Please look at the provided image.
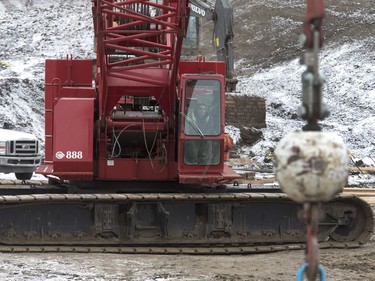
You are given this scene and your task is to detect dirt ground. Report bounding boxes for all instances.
[0,236,373,280]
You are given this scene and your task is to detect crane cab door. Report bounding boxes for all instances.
[177,75,226,185]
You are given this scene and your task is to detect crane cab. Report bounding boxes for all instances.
[177,63,240,186]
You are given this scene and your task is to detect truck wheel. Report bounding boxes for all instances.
[15,173,33,180]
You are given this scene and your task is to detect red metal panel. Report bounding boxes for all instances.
[44,137,53,162]
[44,110,53,162]
[45,111,53,135]
[98,159,178,181]
[52,97,94,178]
[44,84,55,162]
[179,60,226,77]
[45,59,93,86]
[44,85,54,110]
[44,59,94,165]
[60,87,95,98]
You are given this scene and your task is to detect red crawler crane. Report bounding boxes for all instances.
[7,0,367,254]
[38,0,239,187]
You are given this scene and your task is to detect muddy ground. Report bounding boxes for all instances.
[0,237,373,280]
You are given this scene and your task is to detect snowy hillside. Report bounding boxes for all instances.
[0,1,94,139]
[237,39,375,163]
[0,0,374,170]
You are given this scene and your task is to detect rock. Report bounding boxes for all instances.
[240,127,263,145]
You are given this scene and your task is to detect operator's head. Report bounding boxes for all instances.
[196,102,208,118]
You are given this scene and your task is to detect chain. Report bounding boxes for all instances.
[302,203,324,281]
[296,1,329,280]
[297,203,329,281]
[298,0,329,131]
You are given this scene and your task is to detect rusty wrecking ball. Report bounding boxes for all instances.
[274,132,349,203]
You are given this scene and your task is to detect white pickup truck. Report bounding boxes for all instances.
[0,128,42,180]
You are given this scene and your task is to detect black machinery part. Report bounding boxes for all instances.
[0,189,372,254]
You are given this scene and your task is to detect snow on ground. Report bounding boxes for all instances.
[235,39,375,165]
[0,172,46,181]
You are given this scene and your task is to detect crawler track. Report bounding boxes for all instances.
[0,242,364,255]
[0,188,372,254]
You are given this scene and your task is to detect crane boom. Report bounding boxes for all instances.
[93,0,188,117]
